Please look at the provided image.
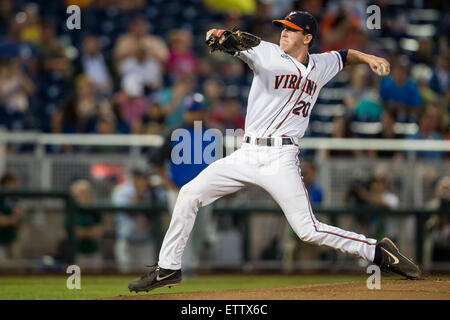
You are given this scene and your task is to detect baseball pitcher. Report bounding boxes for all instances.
[128,11,421,293]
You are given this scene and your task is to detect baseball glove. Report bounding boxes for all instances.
[206,27,261,53]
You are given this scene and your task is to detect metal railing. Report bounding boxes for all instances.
[0,190,448,270]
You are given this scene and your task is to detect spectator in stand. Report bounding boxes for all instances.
[84,99,131,151]
[247,0,281,43]
[352,27,383,56]
[411,64,439,108]
[69,179,103,272]
[322,116,358,158]
[332,115,352,138]
[129,93,166,136]
[75,34,113,95]
[408,104,444,162]
[19,3,42,45]
[208,93,245,133]
[95,112,117,135]
[426,100,449,137]
[115,73,149,133]
[424,176,450,268]
[370,169,401,242]
[0,58,36,130]
[0,0,13,35]
[52,75,100,134]
[0,172,24,262]
[112,168,165,273]
[0,16,39,75]
[89,0,146,10]
[347,65,383,124]
[37,20,70,79]
[118,42,163,93]
[109,99,131,134]
[220,60,249,104]
[166,29,198,78]
[158,74,196,128]
[319,5,361,52]
[429,53,449,96]
[346,65,371,111]
[302,161,324,204]
[349,166,400,241]
[368,110,404,159]
[380,57,422,123]
[89,99,130,135]
[139,93,166,135]
[89,104,124,153]
[202,75,225,113]
[114,15,168,88]
[411,38,434,67]
[196,57,215,85]
[295,0,323,19]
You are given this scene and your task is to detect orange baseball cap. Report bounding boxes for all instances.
[273,11,318,38]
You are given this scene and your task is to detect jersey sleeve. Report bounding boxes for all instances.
[313,50,345,84]
[235,40,277,72]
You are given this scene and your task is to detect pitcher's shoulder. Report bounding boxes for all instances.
[252,40,282,51]
[309,51,342,67]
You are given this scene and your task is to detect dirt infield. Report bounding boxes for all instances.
[103,279,450,300]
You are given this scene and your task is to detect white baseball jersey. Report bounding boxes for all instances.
[236,40,344,138]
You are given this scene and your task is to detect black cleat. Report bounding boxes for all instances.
[377,237,421,279]
[128,265,182,293]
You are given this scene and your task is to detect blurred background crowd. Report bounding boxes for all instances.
[0,0,449,273]
[0,0,448,145]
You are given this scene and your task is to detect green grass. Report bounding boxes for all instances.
[0,273,445,300]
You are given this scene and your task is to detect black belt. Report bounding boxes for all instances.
[244,136,294,146]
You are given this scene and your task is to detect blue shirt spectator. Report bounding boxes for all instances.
[380,61,422,123]
[408,106,444,161]
[149,94,221,189]
[380,77,422,109]
[0,18,38,75]
[301,161,324,206]
[428,54,449,95]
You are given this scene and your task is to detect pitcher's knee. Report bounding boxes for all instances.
[178,184,202,208]
[297,227,319,244]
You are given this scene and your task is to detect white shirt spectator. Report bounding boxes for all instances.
[82,54,110,90]
[119,56,162,90]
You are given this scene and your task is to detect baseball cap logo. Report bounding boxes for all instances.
[306,25,310,30]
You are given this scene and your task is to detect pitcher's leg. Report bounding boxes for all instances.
[166,189,198,273]
[259,150,377,262]
[158,155,252,270]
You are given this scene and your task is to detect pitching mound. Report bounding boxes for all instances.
[102,279,450,300]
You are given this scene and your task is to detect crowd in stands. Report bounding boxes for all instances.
[0,0,448,158]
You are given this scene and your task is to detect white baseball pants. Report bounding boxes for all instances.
[158,142,377,270]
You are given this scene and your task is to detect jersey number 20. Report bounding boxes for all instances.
[292,101,311,117]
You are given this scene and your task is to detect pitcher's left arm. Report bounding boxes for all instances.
[346,49,390,77]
